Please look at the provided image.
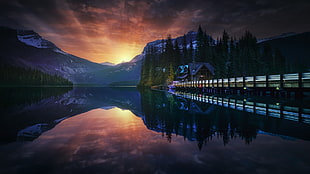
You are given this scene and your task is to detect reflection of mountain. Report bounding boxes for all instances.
[140,90,310,149]
[0,87,141,143]
[2,87,309,148]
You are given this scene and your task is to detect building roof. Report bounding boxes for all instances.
[177,65,189,74]
[188,62,215,75]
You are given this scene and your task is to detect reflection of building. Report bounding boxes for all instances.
[177,62,215,81]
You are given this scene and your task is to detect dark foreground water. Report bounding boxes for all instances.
[0,87,310,174]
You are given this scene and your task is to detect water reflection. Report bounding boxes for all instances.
[0,88,310,173]
[1,106,310,174]
[171,91,310,124]
[140,90,310,147]
[1,87,310,146]
[0,87,141,143]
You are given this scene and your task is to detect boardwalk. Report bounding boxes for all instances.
[174,72,310,98]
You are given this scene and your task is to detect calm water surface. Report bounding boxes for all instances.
[0,87,309,174]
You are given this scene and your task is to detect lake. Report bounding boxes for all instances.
[0,87,310,174]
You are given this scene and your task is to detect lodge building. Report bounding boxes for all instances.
[177,62,215,81]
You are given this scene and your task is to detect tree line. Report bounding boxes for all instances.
[0,65,73,86]
[139,26,290,88]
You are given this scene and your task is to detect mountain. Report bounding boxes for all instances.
[141,31,199,55]
[94,60,142,86]
[130,54,144,63]
[0,26,141,85]
[258,32,310,72]
[100,62,116,66]
[257,32,298,43]
[140,30,310,76]
[2,25,307,86]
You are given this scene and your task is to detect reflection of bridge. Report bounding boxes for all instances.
[174,72,310,98]
[171,91,310,125]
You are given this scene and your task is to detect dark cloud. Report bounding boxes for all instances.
[0,0,309,63]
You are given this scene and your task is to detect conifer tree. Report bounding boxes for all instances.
[228,36,235,77]
[196,25,205,62]
[174,40,181,68]
[239,31,260,76]
[274,48,286,74]
[188,39,194,63]
[261,43,273,74]
[182,34,188,65]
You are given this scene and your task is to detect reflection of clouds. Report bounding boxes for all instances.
[1,108,309,173]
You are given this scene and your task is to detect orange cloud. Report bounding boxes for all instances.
[37,1,196,64]
[2,0,309,64]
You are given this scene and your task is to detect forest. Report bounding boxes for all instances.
[0,65,73,86]
[139,26,290,88]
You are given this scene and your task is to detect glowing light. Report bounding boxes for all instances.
[117,50,138,63]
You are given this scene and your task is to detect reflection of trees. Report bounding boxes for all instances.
[140,89,259,149]
[1,87,141,143]
[0,87,73,143]
[0,87,72,109]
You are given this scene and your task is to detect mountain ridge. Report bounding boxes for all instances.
[0,26,141,85]
[258,32,310,72]
[1,26,308,86]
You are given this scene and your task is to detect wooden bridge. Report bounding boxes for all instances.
[173,72,310,98]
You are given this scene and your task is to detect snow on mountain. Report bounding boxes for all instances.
[17,30,54,48]
[17,29,69,55]
[100,62,116,66]
[17,123,49,139]
[141,31,207,55]
[5,87,142,142]
[0,26,143,85]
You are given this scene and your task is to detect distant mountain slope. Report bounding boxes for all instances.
[141,30,310,75]
[258,32,310,72]
[0,26,141,85]
[100,62,116,66]
[141,31,200,55]
[257,32,298,43]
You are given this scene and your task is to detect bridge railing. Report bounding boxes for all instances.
[174,72,310,89]
[171,91,310,124]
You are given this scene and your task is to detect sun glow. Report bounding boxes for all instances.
[118,50,136,63]
[111,44,142,64]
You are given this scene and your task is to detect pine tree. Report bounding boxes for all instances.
[164,35,175,83]
[0,65,73,86]
[239,31,260,76]
[261,43,273,74]
[174,40,181,68]
[228,36,235,77]
[274,48,286,74]
[221,30,230,77]
[196,25,205,62]
[182,34,188,65]
[189,39,194,63]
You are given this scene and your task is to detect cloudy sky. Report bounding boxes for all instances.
[0,0,309,64]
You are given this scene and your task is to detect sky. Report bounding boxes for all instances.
[0,0,309,64]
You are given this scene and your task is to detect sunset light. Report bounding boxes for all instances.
[1,0,309,173]
[2,0,308,64]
